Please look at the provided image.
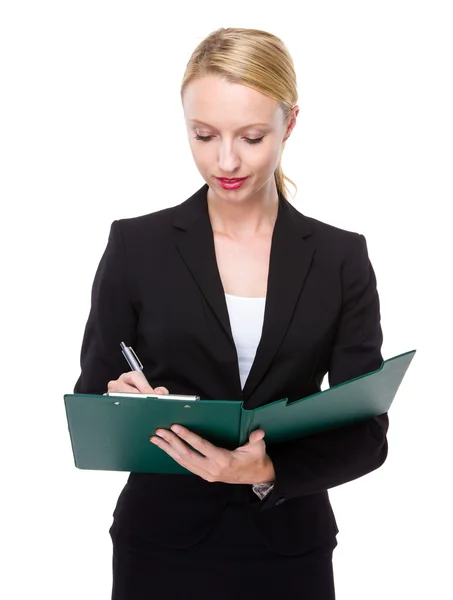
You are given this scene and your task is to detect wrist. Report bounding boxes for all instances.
[257,455,275,484]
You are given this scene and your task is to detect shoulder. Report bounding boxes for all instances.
[113,205,179,240]
[285,199,366,257]
[307,214,364,253]
[110,184,208,242]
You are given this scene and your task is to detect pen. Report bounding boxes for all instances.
[117,341,200,400]
[120,341,145,375]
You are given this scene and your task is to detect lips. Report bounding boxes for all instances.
[216,176,248,190]
[218,178,246,182]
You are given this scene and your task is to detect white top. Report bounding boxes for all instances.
[225,293,274,499]
[224,293,274,499]
[224,293,266,390]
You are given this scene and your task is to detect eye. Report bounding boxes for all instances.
[245,136,264,145]
[195,134,212,142]
[194,134,265,144]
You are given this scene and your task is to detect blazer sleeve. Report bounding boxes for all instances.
[74,220,137,395]
[256,233,389,510]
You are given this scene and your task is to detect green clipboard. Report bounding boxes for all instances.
[64,349,416,475]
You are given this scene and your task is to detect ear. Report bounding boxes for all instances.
[283,104,300,142]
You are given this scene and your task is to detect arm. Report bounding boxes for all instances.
[74,220,137,394]
[255,234,388,509]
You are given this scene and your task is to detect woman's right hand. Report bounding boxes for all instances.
[107,371,170,395]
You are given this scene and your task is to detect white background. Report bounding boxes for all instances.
[1,1,452,598]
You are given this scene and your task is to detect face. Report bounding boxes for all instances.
[182,75,298,202]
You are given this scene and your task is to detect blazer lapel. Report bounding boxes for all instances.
[242,194,315,401]
[173,184,236,348]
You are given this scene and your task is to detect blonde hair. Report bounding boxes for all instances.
[181,28,298,199]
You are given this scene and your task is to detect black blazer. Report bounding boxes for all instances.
[74,183,388,555]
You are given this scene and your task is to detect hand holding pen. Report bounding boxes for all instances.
[106,342,170,395]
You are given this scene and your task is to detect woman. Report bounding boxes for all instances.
[74,27,389,599]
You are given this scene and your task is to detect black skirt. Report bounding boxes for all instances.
[110,503,337,600]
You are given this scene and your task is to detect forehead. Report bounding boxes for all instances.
[183,75,282,126]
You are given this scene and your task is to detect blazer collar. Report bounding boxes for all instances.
[173,183,315,401]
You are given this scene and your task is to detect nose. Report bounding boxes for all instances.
[218,140,241,173]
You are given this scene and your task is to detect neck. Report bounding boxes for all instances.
[207,180,279,240]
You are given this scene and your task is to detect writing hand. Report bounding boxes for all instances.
[150,425,275,485]
[107,371,169,395]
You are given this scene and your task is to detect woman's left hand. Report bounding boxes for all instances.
[150,425,275,485]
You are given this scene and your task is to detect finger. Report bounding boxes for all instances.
[150,430,212,475]
[119,371,155,393]
[249,429,265,444]
[236,429,265,451]
[153,387,169,394]
[107,379,141,393]
[153,428,204,458]
[168,425,220,458]
[149,432,212,481]
[237,429,265,447]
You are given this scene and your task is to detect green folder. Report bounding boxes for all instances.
[64,349,415,475]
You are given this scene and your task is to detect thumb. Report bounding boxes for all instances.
[249,429,265,444]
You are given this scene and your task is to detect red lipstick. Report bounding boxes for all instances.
[216,177,248,190]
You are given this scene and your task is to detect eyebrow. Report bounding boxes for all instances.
[189,119,271,130]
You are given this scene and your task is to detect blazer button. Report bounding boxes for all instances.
[275,497,286,506]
